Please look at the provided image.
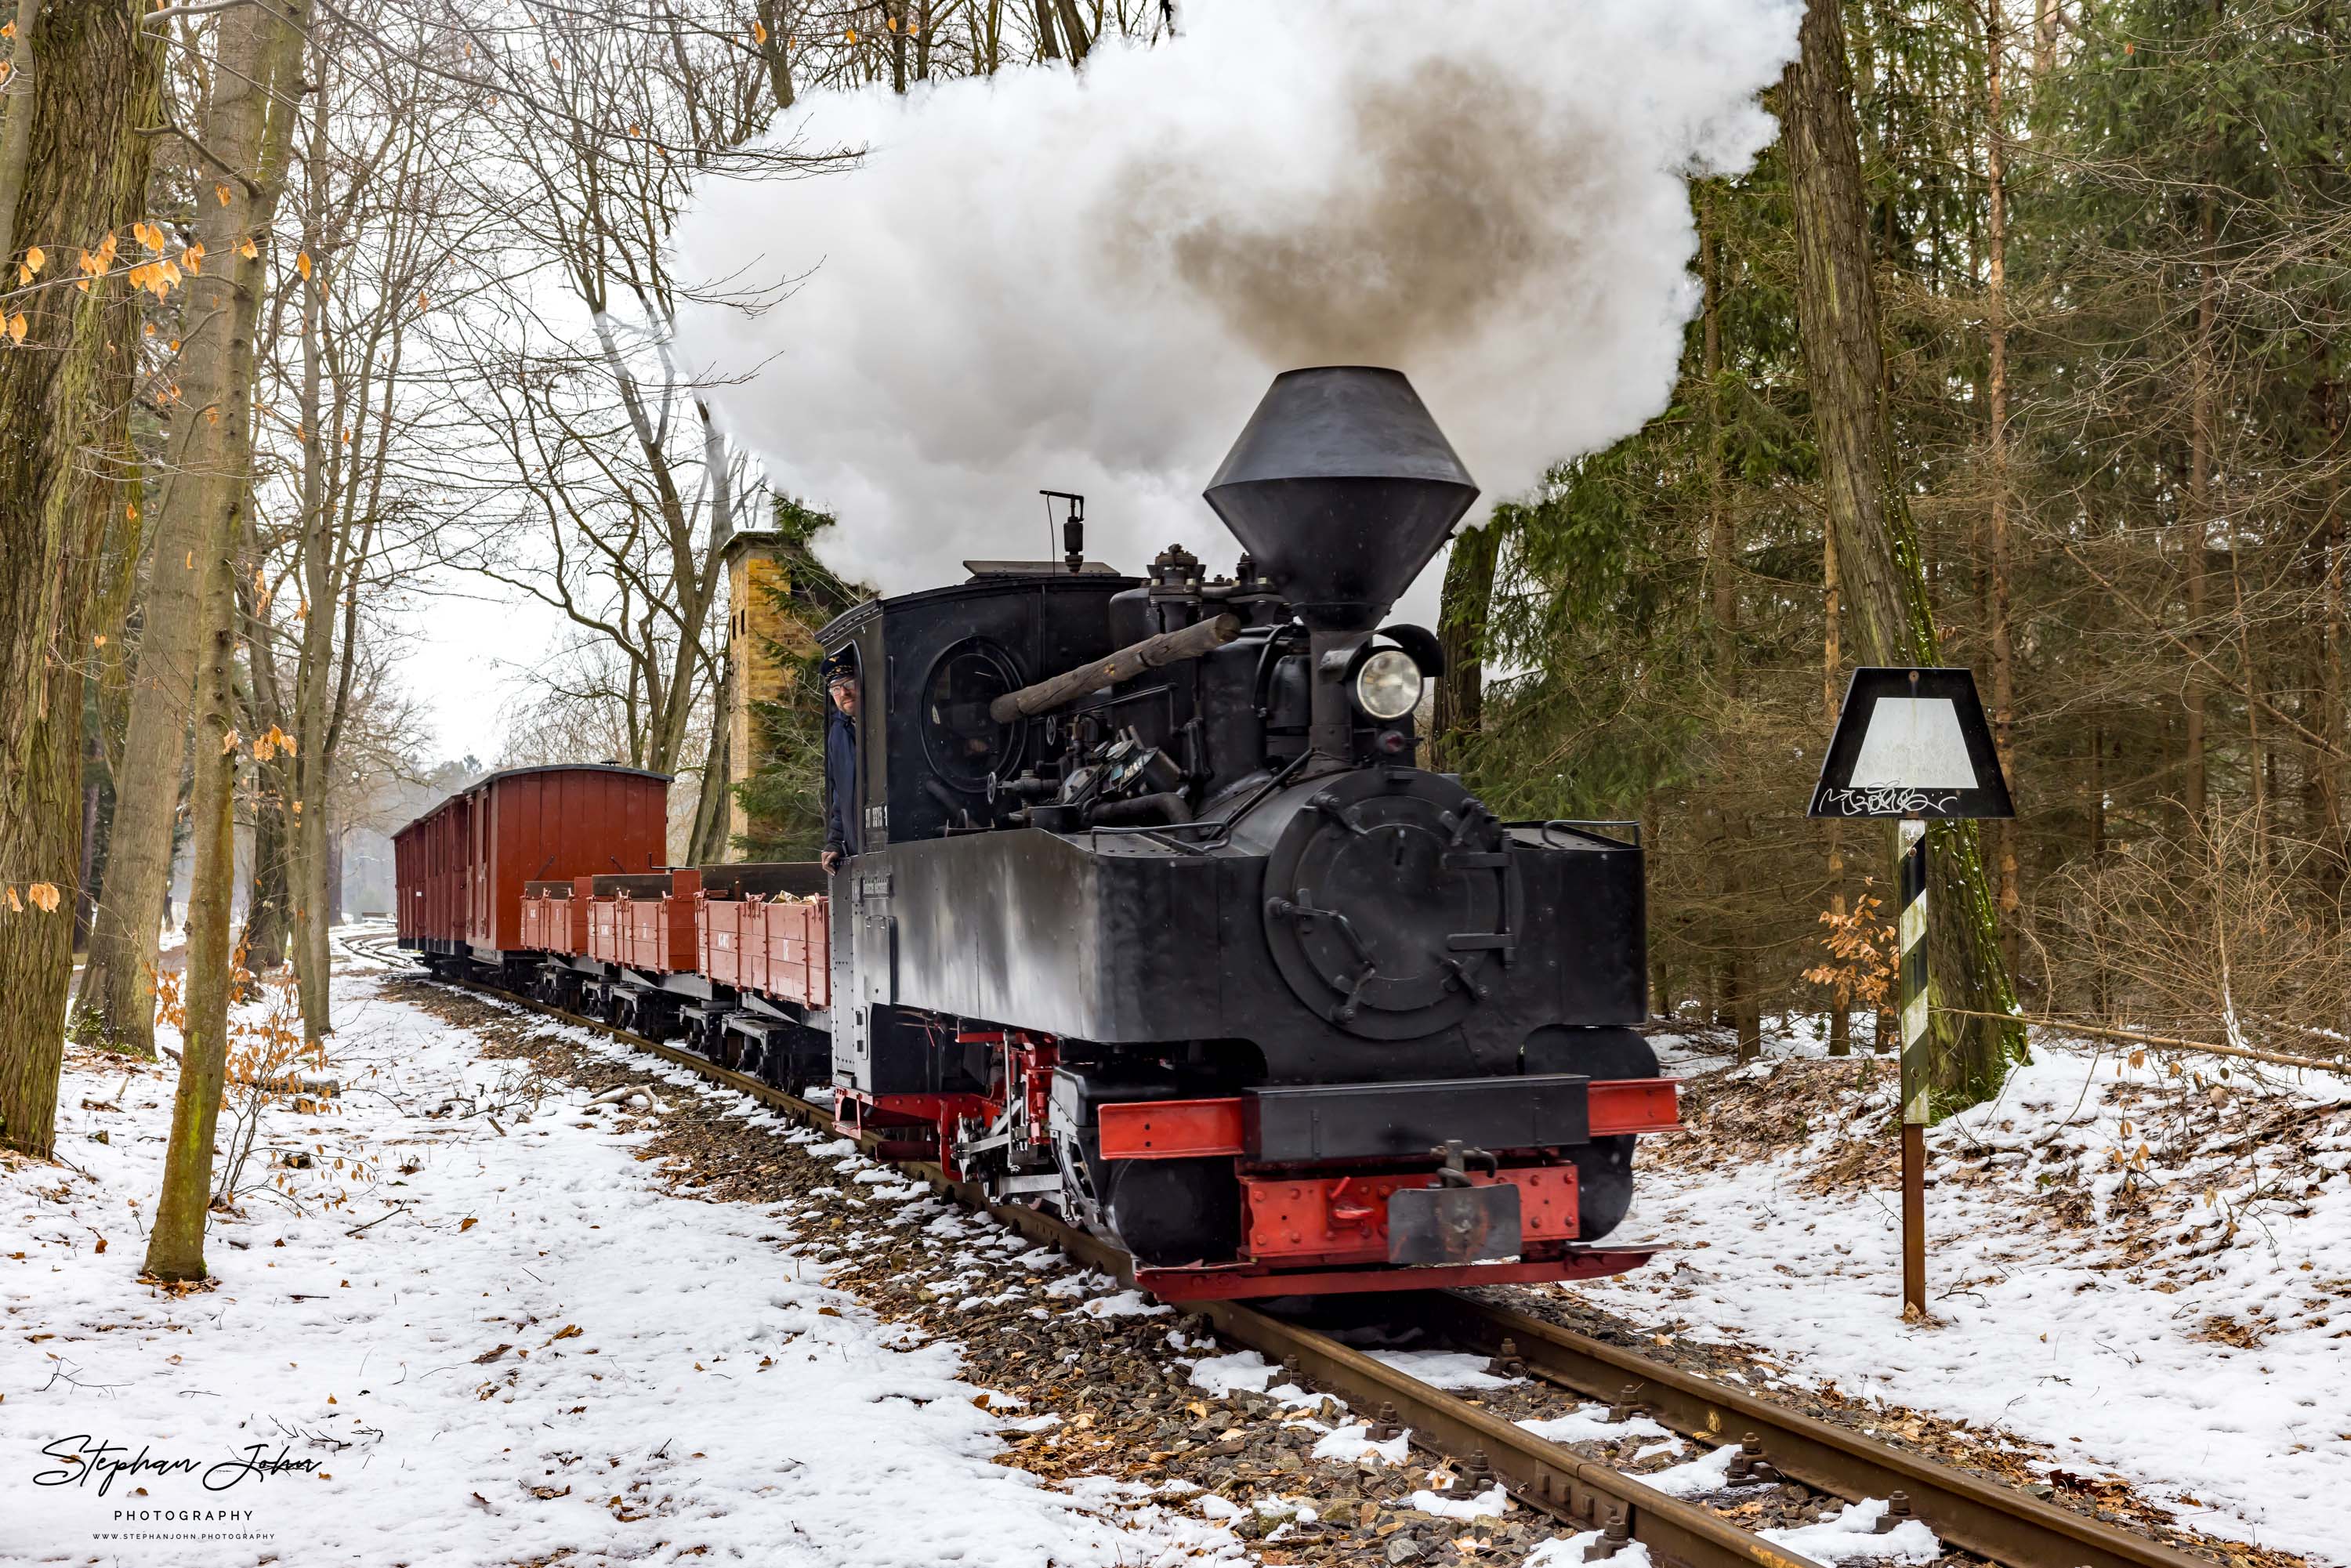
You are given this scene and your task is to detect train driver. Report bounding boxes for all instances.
[820,664,860,875]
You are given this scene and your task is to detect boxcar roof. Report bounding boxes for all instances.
[391,762,672,840]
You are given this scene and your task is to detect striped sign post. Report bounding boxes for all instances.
[1810,668,2013,1320]
[1896,817,1930,1314]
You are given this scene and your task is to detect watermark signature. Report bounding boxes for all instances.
[34,1435,320,1497]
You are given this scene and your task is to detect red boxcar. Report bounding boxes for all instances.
[393,764,669,961]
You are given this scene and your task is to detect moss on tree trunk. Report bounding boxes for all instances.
[0,0,161,1157]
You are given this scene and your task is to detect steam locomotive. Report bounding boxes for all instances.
[395,367,1676,1300]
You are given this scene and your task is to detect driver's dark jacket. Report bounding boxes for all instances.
[824,707,860,860]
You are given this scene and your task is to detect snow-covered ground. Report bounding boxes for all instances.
[15,947,2344,1566]
[1575,1030,2351,1563]
[1,955,1238,1567]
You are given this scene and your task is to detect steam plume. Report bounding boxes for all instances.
[676,0,1801,617]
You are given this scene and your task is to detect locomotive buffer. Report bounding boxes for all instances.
[1808,667,2014,1318]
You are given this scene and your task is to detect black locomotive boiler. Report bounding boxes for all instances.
[817,366,1677,1298]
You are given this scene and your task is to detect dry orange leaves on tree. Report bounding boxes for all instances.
[1804,889,1896,1012]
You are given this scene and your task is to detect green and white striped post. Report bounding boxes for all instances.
[1810,665,2015,1322]
[1896,817,1930,1317]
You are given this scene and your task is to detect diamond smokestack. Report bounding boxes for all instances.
[1202,367,1480,633]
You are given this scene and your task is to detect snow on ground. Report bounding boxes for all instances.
[1571,1028,2351,1563]
[2,952,1237,1567]
[1362,1349,1521,1392]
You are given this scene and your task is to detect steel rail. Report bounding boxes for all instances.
[354,942,2190,1567]
[1408,1289,2209,1567]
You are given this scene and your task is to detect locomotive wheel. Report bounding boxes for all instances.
[1103,1157,1242,1267]
[1572,1135,1636,1240]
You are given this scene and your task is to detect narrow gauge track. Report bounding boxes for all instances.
[342,932,2201,1568]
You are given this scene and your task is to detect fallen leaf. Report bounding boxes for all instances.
[459,1217,478,1233]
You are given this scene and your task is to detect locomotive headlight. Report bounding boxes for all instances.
[1353,648,1424,721]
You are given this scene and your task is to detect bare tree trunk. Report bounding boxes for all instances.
[687,654,734,863]
[1700,214,1758,1062]
[1433,523,1499,773]
[236,518,290,970]
[2184,190,2216,826]
[74,0,298,1054]
[2323,389,2346,889]
[74,724,100,951]
[289,54,332,1043]
[240,770,290,969]
[142,0,310,1280]
[0,0,159,1157]
[1985,0,2022,980]
[1780,0,2025,1106]
[1052,0,1090,61]
[2088,720,2107,1016]
[684,404,738,854]
[326,825,343,926]
[1825,485,1851,1056]
[144,506,240,1279]
[752,0,795,110]
[0,0,42,265]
